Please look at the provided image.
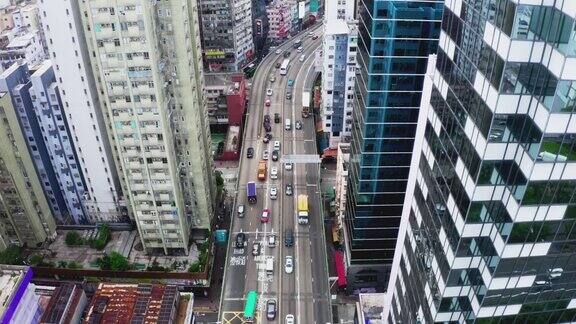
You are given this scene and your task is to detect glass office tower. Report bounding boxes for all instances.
[343,0,443,292]
[384,0,576,322]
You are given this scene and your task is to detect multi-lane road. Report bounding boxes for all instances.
[219,25,331,324]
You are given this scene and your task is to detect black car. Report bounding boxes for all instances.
[272,150,279,161]
[284,229,294,247]
[264,114,271,123]
[285,184,293,196]
[286,92,292,100]
[266,299,277,320]
[264,123,271,132]
[274,113,280,123]
[247,147,254,158]
[235,233,246,248]
[275,62,281,68]
[283,51,290,58]
[263,133,272,143]
[295,120,302,130]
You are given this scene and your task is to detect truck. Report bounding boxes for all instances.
[302,91,311,118]
[247,182,257,204]
[297,194,309,225]
[257,161,267,181]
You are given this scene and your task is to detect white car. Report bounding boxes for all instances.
[285,256,294,274]
[297,46,303,52]
[275,49,282,54]
[274,141,281,151]
[285,162,293,171]
[270,75,276,82]
[268,234,276,247]
[270,167,278,179]
[299,54,305,62]
[262,150,269,160]
[285,314,295,324]
[266,88,273,96]
[270,187,278,199]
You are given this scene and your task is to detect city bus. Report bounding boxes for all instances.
[280,59,290,75]
[244,290,258,322]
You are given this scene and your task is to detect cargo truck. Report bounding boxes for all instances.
[257,161,267,181]
[297,194,309,225]
[247,182,257,204]
[302,91,311,118]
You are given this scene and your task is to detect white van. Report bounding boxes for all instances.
[266,257,274,275]
[274,141,281,151]
[285,119,291,130]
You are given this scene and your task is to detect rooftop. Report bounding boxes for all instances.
[359,293,386,324]
[204,73,245,95]
[6,31,34,49]
[0,265,30,321]
[325,19,349,36]
[84,283,179,324]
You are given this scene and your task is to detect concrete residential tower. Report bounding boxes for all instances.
[199,0,255,72]
[343,0,443,292]
[39,0,124,223]
[320,0,357,148]
[78,0,215,254]
[384,1,576,323]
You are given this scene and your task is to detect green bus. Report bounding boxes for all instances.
[243,290,258,322]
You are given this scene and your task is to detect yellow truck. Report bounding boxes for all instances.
[297,194,309,225]
[257,161,267,181]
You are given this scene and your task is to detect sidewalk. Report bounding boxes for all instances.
[193,194,233,312]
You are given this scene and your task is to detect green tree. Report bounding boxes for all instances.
[28,254,44,266]
[188,261,202,273]
[67,261,83,269]
[108,252,130,271]
[65,231,83,246]
[89,224,110,250]
[0,246,23,265]
[215,170,224,189]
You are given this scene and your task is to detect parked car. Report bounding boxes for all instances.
[261,208,271,223]
[247,147,254,158]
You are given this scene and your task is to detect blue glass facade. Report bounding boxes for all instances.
[344,0,443,291]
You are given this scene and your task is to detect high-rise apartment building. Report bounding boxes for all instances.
[0,62,88,225]
[384,1,576,323]
[0,90,56,250]
[343,1,443,292]
[199,0,254,72]
[267,2,293,43]
[77,0,215,254]
[39,0,124,223]
[320,0,356,148]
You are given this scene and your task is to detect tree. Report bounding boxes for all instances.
[0,246,23,265]
[28,254,44,266]
[65,231,83,246]
[108,252,130,271]
[89,224,110,250]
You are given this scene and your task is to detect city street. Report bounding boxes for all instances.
[218,24,331,324]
